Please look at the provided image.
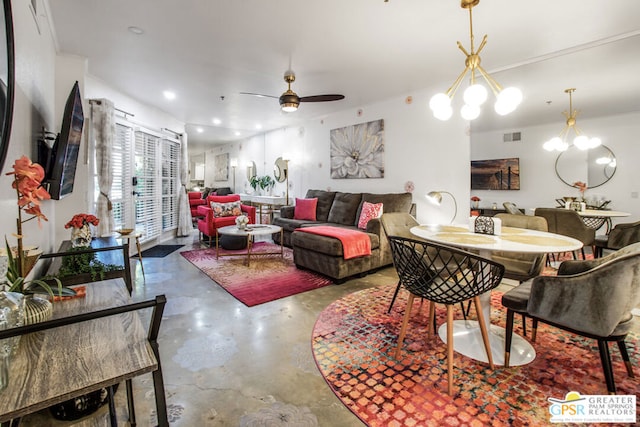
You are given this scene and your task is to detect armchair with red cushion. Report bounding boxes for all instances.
[197,194,256,245]
[189,191,206,218]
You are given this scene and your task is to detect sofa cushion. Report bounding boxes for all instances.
[327,192,363,226]
[355,192,413,224]
[294,198,318,221]
[210,201,242,217]
[358,201,383,229]
[305,190,336,222]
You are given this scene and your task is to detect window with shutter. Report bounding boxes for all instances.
[135,131,161,241]
[111,122,134,231]
[161,137,180,231]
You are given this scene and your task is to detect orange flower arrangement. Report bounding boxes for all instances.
[470,196,481,202]
[573,181,588,197]
[65,214,99,229]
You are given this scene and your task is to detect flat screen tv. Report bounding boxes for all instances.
[47,81,84,200]
[470,157,520,190]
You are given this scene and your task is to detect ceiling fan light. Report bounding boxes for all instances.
[433,105,453,121]
[429,93,451,112]
[461,104,480,120]
[463,84,488,107]
[281,103,298,112]
[279,92,299,112]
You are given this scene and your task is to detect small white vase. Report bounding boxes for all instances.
[71,224,92,248]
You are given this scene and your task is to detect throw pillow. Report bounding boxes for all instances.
[357,201,383,229]
[294,198,318,221]
[210,201,242,218]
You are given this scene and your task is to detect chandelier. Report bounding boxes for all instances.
[429,0,523,121]
[543,88,601,152]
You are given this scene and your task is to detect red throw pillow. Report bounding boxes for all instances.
[358,202,383,229]
[294,198,318,221]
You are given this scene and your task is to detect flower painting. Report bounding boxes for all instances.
[330,119,384,179]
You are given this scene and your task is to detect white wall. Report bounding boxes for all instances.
[470,111,640,225]
[229,90,471,225]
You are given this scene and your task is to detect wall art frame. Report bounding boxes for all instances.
[330,119,384,179]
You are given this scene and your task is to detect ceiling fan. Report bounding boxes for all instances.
[240,71,345,112]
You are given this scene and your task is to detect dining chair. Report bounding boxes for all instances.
[386,235,505,396]
[380,212,421,313]
[534,207,595,259]
[501,242,640,393]
[502,202,523,215]
[594,221,640,258]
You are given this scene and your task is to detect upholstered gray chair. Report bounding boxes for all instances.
[387,235,505,396]
[502,202,523,215]
[594,221,640,258]
[501,242,640,393]
[380,212,421,312]
[534,207,595,259]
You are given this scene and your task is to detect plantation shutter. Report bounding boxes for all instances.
[111,123,134,231]
[161,137,180,231]
[135,130,161,241]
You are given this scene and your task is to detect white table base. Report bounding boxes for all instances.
[438,320,535,366]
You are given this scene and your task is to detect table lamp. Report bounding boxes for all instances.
[426,190,457,224]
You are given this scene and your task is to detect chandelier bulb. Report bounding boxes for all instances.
[589,137,602,149]
[463,84,488,107]
[573,135,590,150]
[429,93,451,111]
[461,104,480,120]
[433,105,453,121]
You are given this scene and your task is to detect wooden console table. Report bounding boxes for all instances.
[0,279,168,426]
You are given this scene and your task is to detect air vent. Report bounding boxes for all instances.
[503,132,522,142]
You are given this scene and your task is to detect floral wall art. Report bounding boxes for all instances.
[330,119,384,179]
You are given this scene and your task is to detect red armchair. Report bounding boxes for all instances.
[197,194,256,245]
[189,192,206,218]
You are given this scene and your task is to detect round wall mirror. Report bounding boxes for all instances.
[555,145,616,189]
[273,157,288,183]
[246,161,256,181]
[0,0,15,173]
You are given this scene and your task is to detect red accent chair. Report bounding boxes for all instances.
[189,192,206,218]
[197,194,256,245]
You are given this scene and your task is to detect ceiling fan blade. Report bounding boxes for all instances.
[239,92,279,99]
[299,94,345,102]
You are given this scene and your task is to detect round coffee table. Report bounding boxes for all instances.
[215,224,284,266]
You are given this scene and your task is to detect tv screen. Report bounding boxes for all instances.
[48,81,84,200]
[470,157,520,190]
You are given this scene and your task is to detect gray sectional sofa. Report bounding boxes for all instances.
[272,189,415,282]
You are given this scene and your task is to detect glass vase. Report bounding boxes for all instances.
[71,224,92,248]
[0,291,25,392]
[24,294,53,325]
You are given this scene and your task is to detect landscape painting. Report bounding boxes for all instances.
[471,158,520,190]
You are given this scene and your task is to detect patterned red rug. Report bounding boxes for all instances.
[312,285,640,426]
[180,242,333,306]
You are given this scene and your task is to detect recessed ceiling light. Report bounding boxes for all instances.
[255,124,262,130]
[163,90,176,100]
[234,131,241,136]
[128,26,144,35]
[196,127,203,133]
[212,118,221,125]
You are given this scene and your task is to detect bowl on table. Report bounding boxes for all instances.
[115,228,134,236]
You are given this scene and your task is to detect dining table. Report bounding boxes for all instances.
[410,223,583,366]
[577,209,630,233]
[0,279,168,426]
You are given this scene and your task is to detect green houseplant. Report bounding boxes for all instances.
[249,175,275,194]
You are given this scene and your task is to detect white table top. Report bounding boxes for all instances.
[577,209,630,218]
[239,194,287,205]
[217,224,282,237]
[410,224,583,254]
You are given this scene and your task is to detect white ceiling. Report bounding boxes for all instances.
[46,0,640,151]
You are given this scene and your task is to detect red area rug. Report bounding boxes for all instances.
[180,242,333,306]
[312,285,640,426]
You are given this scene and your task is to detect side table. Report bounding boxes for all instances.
[114,232,145,279]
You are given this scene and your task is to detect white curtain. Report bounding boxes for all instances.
[91,99,115,236]
[176,132,192,236]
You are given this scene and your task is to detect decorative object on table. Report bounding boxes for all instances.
[249,175,275,195]
[64,213,99,248]
[312,285,639,426]
[542,88,602,152]
[2,156,74,326]
[470,195,480,209]
[115,228,134,236]
[573,180,587,200]
[0,291,25,392]
[428,0,522,121]
[426,190,457,224]
[235,214,249,230]
[330,119,384,179]
[469,215,501,235]
[56,247,121,283]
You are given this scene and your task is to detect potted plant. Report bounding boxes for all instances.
[249,175,275,195]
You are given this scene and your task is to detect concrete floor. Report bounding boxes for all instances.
[18,232,635,426]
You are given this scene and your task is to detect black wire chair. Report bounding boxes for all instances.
[386,235,505,396]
